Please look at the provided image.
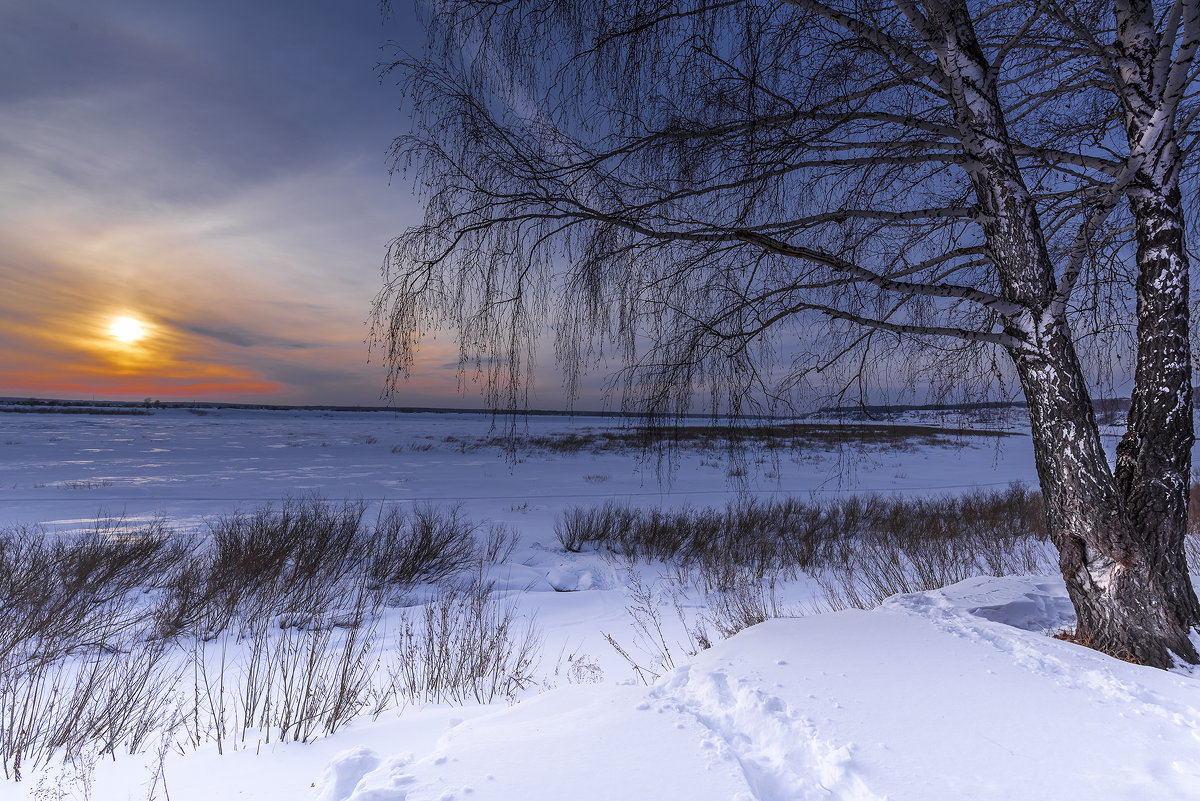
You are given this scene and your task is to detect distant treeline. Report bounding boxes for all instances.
[0,403,150,416]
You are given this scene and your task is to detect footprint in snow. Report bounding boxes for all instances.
[652,666,884,801]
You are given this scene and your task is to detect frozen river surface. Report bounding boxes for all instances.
[1,406,1038,536]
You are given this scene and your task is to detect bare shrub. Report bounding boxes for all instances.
[0,497,527,774]
[814,486,1054,611]
[556,496,835,576]
[560,485,1047,573]
[242,611,376,743]
[153,498,504,636]
[604,559,800,685]
[181,579,382,749]
[367,503,480,590]
[387,577,540,704]
[699,570,791,640]
[0,639,177,780]
[555,501,638,554]
[568,484,1053,627]
[207,496,369,621]
[149,553,231,640]
[0,519,183,668]
[479,523,518,565]
[60,517,183,604]
[0,520,187,777]
[601,567,708,684]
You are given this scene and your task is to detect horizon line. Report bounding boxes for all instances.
[0,394,1041,420]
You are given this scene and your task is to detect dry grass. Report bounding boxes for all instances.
[572,484,1054,671]
[385,575,541,705]
[557,484,1049,596]
[1051,628,1143,665]
[0,499,538,778]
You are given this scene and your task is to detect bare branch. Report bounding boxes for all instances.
[732,229,1026,317]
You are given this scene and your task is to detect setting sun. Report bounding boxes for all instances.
[109,316,147,343]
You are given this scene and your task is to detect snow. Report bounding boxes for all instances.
[2,406,1197,801]
[0,407,1035,537]
[300,577,1200,801]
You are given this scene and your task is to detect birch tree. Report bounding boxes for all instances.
[375,0,1200,667]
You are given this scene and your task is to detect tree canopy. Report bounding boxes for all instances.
[376,0,1200,667]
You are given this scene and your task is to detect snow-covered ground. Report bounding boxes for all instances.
[310,576,1200,801]
[2,407,1197,800]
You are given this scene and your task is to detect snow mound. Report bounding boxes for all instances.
[884,574,1076,631]
[317,576,1200,801]
[544,566,601,592]
[316,747,383,801]
[327,753,417,801]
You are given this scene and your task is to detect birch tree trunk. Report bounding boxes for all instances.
[927,0,1199,666]
[1016,321,1197,667]
[1110,0,1200,663]
[1114,182,1200,663]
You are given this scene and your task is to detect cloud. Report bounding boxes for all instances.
[171,322,318,351]
[0,1,607,408]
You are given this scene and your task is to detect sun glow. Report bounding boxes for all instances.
[109,316,147,344]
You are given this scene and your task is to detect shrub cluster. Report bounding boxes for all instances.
[562,484,1054,662]
[0,500,533,779]
[558,484,1047,586]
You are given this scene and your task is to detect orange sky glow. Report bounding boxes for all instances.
[0,229,463,405]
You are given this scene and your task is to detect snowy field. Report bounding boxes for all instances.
[0,406,1036,537]
[1,406,1198,800]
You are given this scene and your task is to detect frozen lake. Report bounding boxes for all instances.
[0,406,1040,537]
